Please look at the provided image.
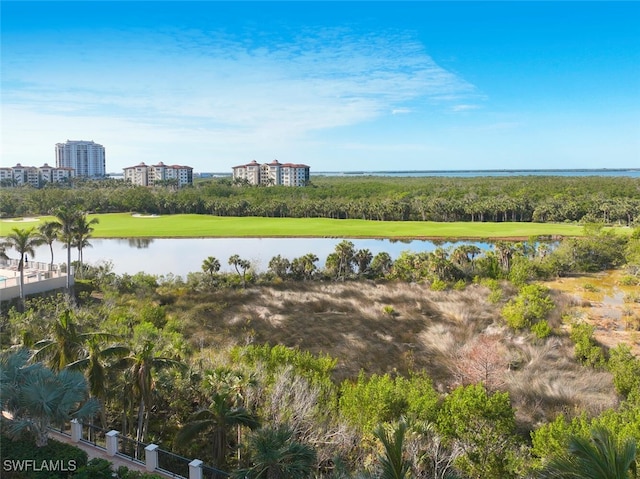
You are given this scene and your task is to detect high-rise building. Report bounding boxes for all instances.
[55,140,106,177]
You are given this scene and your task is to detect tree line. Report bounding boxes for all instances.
[1,224,639,478]
[2,175,640,225]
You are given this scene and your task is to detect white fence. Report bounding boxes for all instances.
[61,420,228,479]
[0,258,73,300]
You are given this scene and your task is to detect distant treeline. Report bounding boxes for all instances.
[2,175,640,224]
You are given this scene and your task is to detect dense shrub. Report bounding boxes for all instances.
[501,284,554,330]
[569,323,606,368]
[0,434,87,479]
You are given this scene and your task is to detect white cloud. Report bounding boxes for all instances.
[451,104,481,112]
[2,25,483,170]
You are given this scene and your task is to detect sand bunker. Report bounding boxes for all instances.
[3,217,39,222]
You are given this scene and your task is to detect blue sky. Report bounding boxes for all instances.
[2,1,639,173]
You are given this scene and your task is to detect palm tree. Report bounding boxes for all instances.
[371,252,394,277]
[0,349,99,447]
[451,244,482,276]
[32,310,114,371]
[291,253,318,280]
[4,227,43,307]
[37,220,61,269]
[71,213,99,275]
[374,420,412,479]
[54,206,82,290]
[229,254,251,288]
[118,341,186,445]
[333,240,356,281]
[202,256,221,278]
[268,255,291,279]
[354,248,373,276]
[176,391,260,470]
[232,425,317,479]
[67,337,130,427]
[494,241,515,274]
[204,367,259,461]
[539,426,637,479]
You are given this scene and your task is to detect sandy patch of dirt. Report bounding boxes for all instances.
[544,270,640,355]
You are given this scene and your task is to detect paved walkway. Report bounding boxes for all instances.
[48,430,177,478]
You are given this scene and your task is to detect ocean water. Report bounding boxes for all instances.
[312,169,640,178]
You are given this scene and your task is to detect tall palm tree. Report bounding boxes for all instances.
[71,213,99,276]
[204,367,259,461]
[67,337,130,427]
[232,426,317,479]
[176,391,260,469]
[54,206,82,290]
[32,309,113,371]
[118,341,186,445]
[37,220,61,269]
[540,426,637,479]
[333,240,356,281]
[4,227,43,307]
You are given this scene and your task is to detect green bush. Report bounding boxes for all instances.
[436,384,518,479]
[607,344,640,398]
[453,279,467,291]
[501,284,554,330]
[71,459,166,479]
[0,434,88,479]
[339,371,439,433]
[569,323,606,368]
[531,320,552,339]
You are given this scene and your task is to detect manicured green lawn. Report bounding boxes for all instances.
[2,213,624,239]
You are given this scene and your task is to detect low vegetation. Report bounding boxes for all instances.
[1,218,639,478]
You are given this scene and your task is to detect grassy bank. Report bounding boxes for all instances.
[0,213,625,239]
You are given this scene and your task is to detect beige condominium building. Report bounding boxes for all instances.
[232,160,310,186]
[0,163,74,187]
[123,161,193,187]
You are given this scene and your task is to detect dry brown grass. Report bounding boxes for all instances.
[169,279,620,430]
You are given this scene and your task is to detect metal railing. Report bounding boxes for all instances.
[51,421,72,436]
[84,423,107,449]
[202,464,230,479]
[53,420,229,479]
[157,449,191,478]
[118,434,147,462]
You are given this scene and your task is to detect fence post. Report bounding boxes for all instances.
[106,430,119,456]
[145,444,159,472]
[188,459,203,479]
[70,419,82,443]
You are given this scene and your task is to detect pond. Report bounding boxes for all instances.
[25,238,492,279]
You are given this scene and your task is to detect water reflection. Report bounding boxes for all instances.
[26,237,492,279]
[119,238,154,249]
